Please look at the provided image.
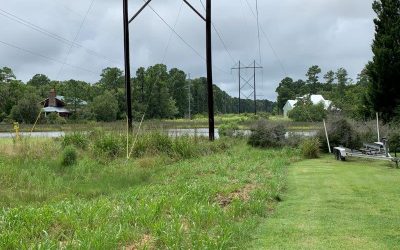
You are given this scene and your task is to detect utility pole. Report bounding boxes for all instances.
[125,0,215,141]
[253,60,257,114]
[238,61,241,114]
[232,61,262,115]
[123,0,132,129]
[188,74,191,120]
[206,0,215,141]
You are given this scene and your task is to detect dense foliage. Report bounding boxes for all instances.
[0,65,275,124]
[366,0,400,122]
[288,98,327,122]
[318,118,362,152]
[300,138,321,159]
[248,120,287,148]
[275,65,369,120]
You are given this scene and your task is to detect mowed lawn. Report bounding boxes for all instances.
[251,156,400,249]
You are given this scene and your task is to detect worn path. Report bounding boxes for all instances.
[250,156,400,249]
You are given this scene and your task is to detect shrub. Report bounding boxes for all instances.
[91,91,118,122]
[92,132,124,158]
[300,138,321,159]
[62,132,89,149]
[388,126,400,153]
[248,120,286,148]
[46,113,67,125]
[0,112,6,122]
[10,93,41,124]
[61,145,77,167]
[289,102,327,122]
[172,136,198,159]
[219,122,240,137]
[132,132,173,157]
[319,118,361,152]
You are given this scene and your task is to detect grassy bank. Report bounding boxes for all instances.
[0,136,300,249]
[251,156,400,249]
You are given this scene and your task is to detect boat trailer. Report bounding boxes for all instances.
[333,139,400,167]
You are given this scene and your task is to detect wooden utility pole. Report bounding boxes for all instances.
[253,60,257,114]
[123,0,132,129]
[206,0,215,141]
[124,0,215,140]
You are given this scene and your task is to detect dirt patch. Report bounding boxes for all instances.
[124,234,155,250]
[215,184,258,208]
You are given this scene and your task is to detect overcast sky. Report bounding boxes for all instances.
[0,0,375,100]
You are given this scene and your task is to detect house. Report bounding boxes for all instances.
[283,94,332,117]
[41,89,71,117]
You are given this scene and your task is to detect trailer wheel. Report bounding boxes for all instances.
[334,149,340,161]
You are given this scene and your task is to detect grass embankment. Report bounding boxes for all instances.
[0,136,300,249]
[251,156,400,249]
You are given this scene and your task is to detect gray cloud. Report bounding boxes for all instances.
[0,0,375,100]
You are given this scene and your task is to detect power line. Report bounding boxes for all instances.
[0,39,98,75]
[243,0,287,76]
[199,0,236,64]
[161,1,184,63]
[144,1,229,74]
[56,0,96,79]
[0,8,119,65]
[255,0,262,65]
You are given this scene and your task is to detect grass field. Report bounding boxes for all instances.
[250,156,400,249]
[0,137,300,249]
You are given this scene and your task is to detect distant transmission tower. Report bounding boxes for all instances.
[231,60,263,114]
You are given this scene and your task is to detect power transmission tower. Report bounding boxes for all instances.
[231,60,263,114]
[123,0,215,140]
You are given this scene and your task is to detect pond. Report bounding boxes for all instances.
[0,129,318,139]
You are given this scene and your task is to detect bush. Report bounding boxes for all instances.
[319,118,361,152]
[91,91,118,122]
[46,113,67,125]
[132,132,173,157]
[62,132,89,149]
[61,145,77,166]
[92,132,124,158]
[289,102,327,122]
[300,138,320,159]
[10,93,41,124]
[0,112,6,122]
[219,122,240,137]
[388,126,400,153]
[248,120,286,148]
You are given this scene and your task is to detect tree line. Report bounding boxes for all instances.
[276,0,400,123]
[275,65,370,120]
[0,64,275,124]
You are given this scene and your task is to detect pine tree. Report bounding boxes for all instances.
[366,0,400,121]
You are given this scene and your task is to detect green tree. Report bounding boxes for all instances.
[323,70,335,92]
[0,67,16,83]
[91,91,118,122]
[27,74,51,87]
[305,65,322,94]
[99,67,124,90]
[276,77,296,112]
[168,68,187,118]
[62,80,90,115]
[288,98,327,122]
[366,0,400,121]
[10,93,41,124]
[336,68,350,87]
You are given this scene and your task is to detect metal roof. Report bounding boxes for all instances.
[42,107,70,113]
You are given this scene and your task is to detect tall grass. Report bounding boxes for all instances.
[0,139,300,249]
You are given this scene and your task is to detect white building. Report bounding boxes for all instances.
[283,94,332,117]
